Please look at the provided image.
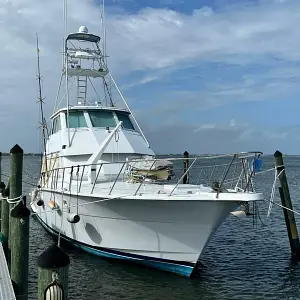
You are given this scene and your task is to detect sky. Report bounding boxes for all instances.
[1,0,300,154]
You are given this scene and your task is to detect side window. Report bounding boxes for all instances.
[66,111,87,128]
[52,116,61,134]
[89,111,116,127]
[115,112,135,130]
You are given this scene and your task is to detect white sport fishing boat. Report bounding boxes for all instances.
[30,7,264,277]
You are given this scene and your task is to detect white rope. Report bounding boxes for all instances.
[1,195,23,204]
[255,167,276,175]
[267,168,285,218]
[263,198,300,216]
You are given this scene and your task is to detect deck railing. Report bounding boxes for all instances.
[40,151,262,197]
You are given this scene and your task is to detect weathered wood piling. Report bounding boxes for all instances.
[7,144,30,300]
[0,181,5,234]
[0,151,2,232]
[10,198,30,300]
[1,179,10,256]
[274,150,300,259]
[9,144,24,263]
[0,144,73,298]
[37,243,70,300]
[0,151,2,184]
[183,151,189,184]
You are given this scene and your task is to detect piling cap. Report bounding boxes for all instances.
[274,150,283,158]
[10,144,23,154]
[37,243,70,269]
[10,200,30,218]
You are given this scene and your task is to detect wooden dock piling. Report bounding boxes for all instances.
[183,151,189,184]
[37,243,70,300]
[8,145,24,275]
[0,151,2,184]
[0,181,4,233]
[8,144,30,299]
[0,151,2,230]
[1,179,10,256]
[10,197,30,300]
[274,150,300,259]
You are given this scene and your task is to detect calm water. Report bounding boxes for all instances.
[2,155,300,300]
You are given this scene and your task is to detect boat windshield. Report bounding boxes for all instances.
[89,111,116,128]
[66,111,87,128]
[115,112,135,130]
[88,110,135,130]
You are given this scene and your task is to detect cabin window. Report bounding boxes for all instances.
[115,112,135,130]
[66,111,87,128]
[52,116,61,134]
[89,111,116,128]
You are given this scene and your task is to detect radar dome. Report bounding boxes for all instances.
[78,26,88,33]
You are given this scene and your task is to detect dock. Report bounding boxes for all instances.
[0,243,15,300]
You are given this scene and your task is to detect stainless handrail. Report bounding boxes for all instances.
[133,160,156,196]
[40,151,261,196]
[216,154,236,198]
[207,165,216,185]
[61,167,65,190]
[69,166,73,192]
[108,162,126,195]
[41,151,263,169]
[91,164,103,194]
[169,158,198,196]
[79,165,85,193]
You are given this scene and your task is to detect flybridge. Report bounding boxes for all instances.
[51,25,149,147]
[63,26,108,83]
[67,25,101,43]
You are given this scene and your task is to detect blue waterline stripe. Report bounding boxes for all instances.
[35,215,195,277]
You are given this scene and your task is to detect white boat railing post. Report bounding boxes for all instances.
[244,157,255,192]
[79,165,85,193]
[133,159,157,196]
[216,154,236,198]
[241,158,248,191]
[54,168,59,190]
[169,158,197,196]
[207,165,216,186]
[0,151,2,184]
[61,168,65,191]
[231,162,238,189]
[69,166,74,192]
[108,162,126,195]
[90,165,97,185]
[91,164,103,194]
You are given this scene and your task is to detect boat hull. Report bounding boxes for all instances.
[35,215,195,276]
[31,190,240,277]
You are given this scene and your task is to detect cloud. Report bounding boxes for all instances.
[106,0,300,74]
[146,120,297,154]
[194,123,216,132]
[0,0,300,154]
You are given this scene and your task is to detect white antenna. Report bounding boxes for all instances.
[36,34,48,173]
[63,0,70,146]
[101,0,107,64]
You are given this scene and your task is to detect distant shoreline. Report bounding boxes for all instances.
[0,153,296,157]
[0,153,42,156]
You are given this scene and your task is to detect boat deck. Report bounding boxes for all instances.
[44,180,263,201]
